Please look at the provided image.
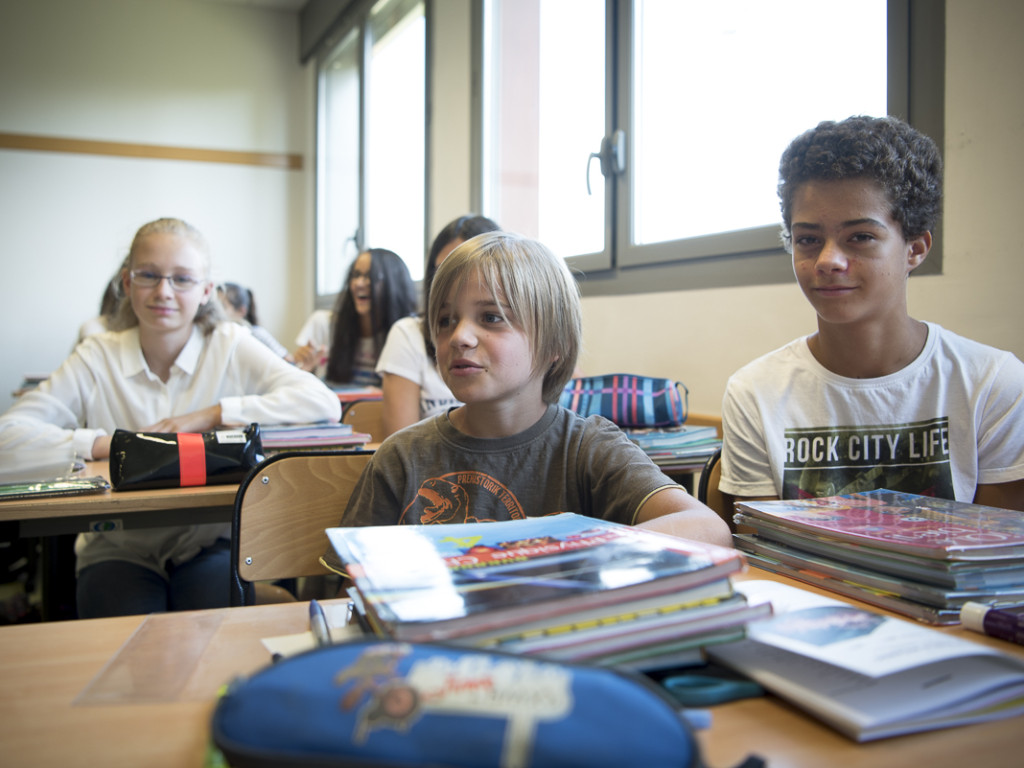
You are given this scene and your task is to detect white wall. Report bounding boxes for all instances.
[0,0,314,412]
[576,0,1024,415]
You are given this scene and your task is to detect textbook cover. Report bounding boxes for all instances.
[327,513,745,642]
[735,489,1024,560]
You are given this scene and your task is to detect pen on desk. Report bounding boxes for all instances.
[309,599,332,647]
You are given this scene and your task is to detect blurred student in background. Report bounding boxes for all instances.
[77,257,127,344]
[0,217,341,618]
[217,282,290,359]
[376,215,501,437]
[294,248,417,387]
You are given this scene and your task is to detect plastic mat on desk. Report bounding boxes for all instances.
[74,612,224,705]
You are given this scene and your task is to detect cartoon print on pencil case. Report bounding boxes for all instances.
[333,642,573,748]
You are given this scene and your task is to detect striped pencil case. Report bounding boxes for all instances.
[560,374,688,428]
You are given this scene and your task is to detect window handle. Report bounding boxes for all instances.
[586,130,626,195]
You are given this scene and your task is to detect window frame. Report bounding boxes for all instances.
[477,0,945,297]
[310,0,427,308]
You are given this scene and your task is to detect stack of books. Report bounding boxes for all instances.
[733,489,1024,625]
[622,425,721,470]
[260,422,371,452]
[327,513,770,672]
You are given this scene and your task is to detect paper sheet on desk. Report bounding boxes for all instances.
[262,602,363,658]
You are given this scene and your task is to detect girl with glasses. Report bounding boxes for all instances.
[0,217,342,619]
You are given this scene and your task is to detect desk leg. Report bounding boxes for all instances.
[40,535,78,621]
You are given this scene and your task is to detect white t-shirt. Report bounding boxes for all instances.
[376,315,461,420]
[295,309,378,385]
[0,323,342,575]
[720,322,1024,502]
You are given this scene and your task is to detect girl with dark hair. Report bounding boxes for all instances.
[294,249,417,386]
[376,215,501,437]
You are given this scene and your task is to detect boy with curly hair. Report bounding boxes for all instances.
[720,115,1024,511]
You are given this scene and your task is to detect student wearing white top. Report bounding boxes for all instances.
[720,116,1024,513]
[0,218,341,618]
[216,281,290,358]
[377,215,500,437]
[75,257,126,345]
[293,248,416,386]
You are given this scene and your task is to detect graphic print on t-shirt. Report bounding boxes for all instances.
[400,471,528,525]
[782,417,954,499]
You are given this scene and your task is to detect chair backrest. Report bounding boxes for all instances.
[696,447,732,531]
[342,399,385,443]
[230,450,373,606]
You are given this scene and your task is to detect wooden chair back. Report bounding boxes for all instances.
[342,399,385,443]
[230,450,373,606]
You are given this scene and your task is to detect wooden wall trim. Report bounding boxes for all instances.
[0,132,303,170]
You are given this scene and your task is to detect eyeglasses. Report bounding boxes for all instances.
[129,270,205,292]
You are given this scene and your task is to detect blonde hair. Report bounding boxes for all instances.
[428,231,581,404]
[111,217,225,333]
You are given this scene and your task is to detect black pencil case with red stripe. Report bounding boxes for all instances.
[108,423,263,491]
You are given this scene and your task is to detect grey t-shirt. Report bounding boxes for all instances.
[337,404,680,532]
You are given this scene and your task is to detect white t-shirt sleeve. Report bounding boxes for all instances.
[376,316,428,384]
[295,310,332,348]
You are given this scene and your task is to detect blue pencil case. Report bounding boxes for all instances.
[211,639,758,768]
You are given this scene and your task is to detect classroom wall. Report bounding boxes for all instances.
[0,0,314,413]
[1,0,1021,422]
[578,0,1024,415]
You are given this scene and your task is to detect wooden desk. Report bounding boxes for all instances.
[0,600,315,768]
[0,461,238,538]
[1,573,1022,768]
[0,461,239,620]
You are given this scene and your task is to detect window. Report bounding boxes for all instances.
[481,0,944,295]
[315,0,426,302]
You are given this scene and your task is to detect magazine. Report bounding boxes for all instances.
[0,475,111,501]
[732,517,1024,590]
[735,489,1024,560]
[623,424,719,448]
[735,534,1024,609]
[260,422,371,449]
[739,551,961,625]
[707,580,1024,741]
[327,513,746,642]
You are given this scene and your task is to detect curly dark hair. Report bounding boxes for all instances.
[778,115,942,251]
[326,248,417,384]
